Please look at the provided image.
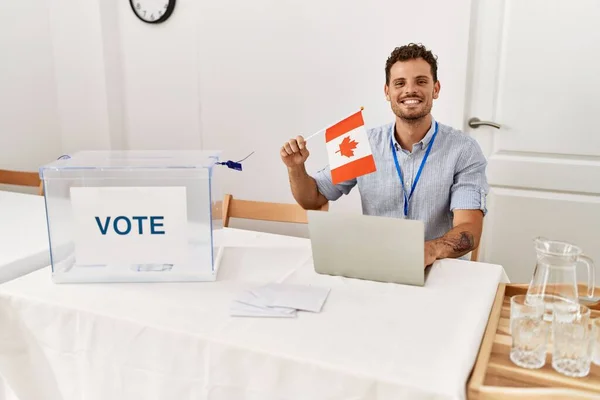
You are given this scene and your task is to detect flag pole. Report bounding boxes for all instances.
[304,106,364,142]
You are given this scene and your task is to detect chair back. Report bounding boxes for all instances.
[0,169,43,195]
[221,194,328,227]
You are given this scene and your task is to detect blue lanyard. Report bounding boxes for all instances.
[390,122,438,217]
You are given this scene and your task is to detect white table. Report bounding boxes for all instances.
[0,191,50,284]
[0,227,507,400]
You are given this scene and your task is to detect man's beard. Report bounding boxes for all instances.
[391,100,432,124]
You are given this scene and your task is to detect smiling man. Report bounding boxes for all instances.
[280,43,489,267]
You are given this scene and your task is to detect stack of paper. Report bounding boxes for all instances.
[230,283,330,317]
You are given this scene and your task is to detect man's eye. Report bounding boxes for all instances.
[418,80,427,85]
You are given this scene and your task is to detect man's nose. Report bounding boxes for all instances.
[404,83,418,95]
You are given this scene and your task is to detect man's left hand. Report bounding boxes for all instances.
[424,241,438,268]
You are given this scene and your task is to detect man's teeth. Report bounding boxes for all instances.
[403,99,420,104]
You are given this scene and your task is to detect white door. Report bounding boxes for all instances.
[465,0,600,283]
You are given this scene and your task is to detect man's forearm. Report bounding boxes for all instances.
[427,223,480,260]
[287,165,327,210]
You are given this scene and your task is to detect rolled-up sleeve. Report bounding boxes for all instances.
[311,165,357,201]
[450,139,489,215]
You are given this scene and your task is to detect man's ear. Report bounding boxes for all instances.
[384,84,390,101]
[433,80,441,99]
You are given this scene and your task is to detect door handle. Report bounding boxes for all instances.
[468,117,501,129]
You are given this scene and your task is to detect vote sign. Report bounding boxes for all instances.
[70,187,188,265]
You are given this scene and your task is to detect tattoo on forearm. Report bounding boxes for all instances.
[440,231,474,254]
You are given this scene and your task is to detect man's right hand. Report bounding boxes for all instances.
[281,135,328,210]
[280,136,309,168]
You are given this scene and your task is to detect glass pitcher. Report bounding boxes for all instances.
[526,237,595,321]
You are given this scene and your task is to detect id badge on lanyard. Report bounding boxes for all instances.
[390,121,439,217]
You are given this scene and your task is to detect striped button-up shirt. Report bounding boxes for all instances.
[312,117,489,242]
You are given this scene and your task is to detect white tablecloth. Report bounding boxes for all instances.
[0,191,50,284]
[0,228,507,400]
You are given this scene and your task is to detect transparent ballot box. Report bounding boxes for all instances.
[39,150,223,283]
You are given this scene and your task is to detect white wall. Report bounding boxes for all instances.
[117,0,203,150]
[1,0,472,234]
[47,0,114,153]
[0,1,62,172]
[99,0,127,151]
[0,0,123,180]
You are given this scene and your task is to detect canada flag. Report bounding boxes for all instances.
[325,109,377,184]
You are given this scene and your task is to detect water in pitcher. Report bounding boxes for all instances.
[526,237,595,322]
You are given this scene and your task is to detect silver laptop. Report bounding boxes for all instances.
[306,210,425,286]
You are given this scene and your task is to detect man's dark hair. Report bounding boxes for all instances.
[385,43,438,84]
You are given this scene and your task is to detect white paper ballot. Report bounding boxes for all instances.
[230,301,297,318]
[230,290,297,317]
[233,290,292,311]
[230,283,331,317]
[251,283,330,313]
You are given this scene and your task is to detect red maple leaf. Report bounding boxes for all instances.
[335,136,359,158]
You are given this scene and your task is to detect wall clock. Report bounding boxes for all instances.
[129,0,176,24]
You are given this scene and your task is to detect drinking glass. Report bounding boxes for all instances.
[509,295,548,369]
[592,318,600,366]
[552,303,592,377]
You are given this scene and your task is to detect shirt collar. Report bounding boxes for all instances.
[391,116,438,152]
[419,117,437,148]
